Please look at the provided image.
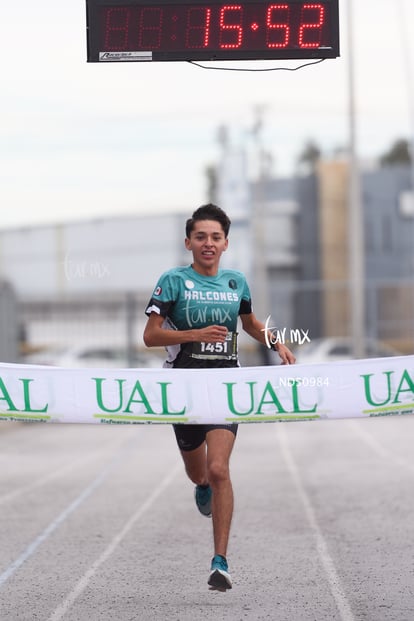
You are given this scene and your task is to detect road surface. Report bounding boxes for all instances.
[0,416,413,620]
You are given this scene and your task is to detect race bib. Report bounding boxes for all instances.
[191,331,238,360]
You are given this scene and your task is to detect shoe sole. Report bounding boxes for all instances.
[208,569,232,592]
[199,509,212,518]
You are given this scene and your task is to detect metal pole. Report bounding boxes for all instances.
[396,0,414,197]
[251,106,272,364]
[125,291,136,367]
[396,0,414,351]
[346,0,365,358]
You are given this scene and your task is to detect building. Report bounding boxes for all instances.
[0,160,412,361]
[295,160,414,352]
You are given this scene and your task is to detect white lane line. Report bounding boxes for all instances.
[48,462,181,621]
[0,431,140,588]
[277,425,355,621]
[346,419,414,473]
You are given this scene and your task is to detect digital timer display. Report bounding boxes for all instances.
[86,0,339,62]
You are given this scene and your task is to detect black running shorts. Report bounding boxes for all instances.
[173,424,238,452]
[172,350,239,451]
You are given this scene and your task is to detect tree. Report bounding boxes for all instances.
[297,140,321,171]
[205,164,218,203]
[379,138,412,166]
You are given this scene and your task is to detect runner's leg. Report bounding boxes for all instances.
[179,441,209,486]
[205,428,236,558]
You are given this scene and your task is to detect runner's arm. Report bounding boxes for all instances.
[143,312,229,348]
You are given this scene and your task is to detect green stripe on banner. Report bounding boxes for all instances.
[363,402,414,415]
[225,415,321,422]
[93,414,189,423]
[0,411,51,421]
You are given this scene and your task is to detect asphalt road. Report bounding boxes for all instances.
[0,416,413,621]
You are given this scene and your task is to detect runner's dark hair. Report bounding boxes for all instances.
[186,204,231,238]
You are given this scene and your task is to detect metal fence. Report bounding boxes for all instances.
[16,291,160,367]
[0,281,20,363]
[13,279,414,369]
[292,279,414,354]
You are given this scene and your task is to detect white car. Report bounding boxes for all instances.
[22,345,162,369]
[294,337,401,364]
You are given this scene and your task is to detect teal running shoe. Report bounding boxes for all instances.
[195,484,212,517]
[208,555,232,591]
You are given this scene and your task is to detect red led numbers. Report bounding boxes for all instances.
[103,2,328,51]
[88,0,340,62]
[186,8,211,48]
[266,3,324,49]
[299,4,325,48]
[266,5,290,49]
[219,5,243,49]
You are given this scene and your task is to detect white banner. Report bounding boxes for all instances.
[0,356,413,425]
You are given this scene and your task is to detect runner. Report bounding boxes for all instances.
[143,203,295,591]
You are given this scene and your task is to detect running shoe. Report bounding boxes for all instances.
[195,484,212,517]
[208,555,232,591]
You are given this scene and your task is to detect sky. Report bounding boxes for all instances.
[1,0,414,229]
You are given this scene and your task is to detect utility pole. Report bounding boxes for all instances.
[396,0,414,208]
[346,0,365,358]
[251,106,272,364]
[396,0,414,349]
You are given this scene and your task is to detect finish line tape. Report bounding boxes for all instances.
[0,356,413,425]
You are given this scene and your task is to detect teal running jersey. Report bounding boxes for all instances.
[145,265,252,365]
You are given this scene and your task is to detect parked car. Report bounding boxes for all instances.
[293,337,402,364]
[22,345,162,369]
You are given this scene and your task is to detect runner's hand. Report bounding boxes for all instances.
[276,343,296,365]
[197,325,228,342]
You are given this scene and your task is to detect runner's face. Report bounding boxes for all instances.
[185,220,228,274]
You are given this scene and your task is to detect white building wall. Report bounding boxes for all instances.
[0,195,298,300]
[0,213,187,296]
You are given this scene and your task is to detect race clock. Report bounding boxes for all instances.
[86,0,340,62]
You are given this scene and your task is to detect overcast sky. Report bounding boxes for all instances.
[1,0,413,229]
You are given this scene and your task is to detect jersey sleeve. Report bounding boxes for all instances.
[238,275,253,315]
[145,271,177,318]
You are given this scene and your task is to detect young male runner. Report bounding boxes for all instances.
[143,204,295,591]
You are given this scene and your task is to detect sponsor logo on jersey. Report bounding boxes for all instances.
[184,290,239,302]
